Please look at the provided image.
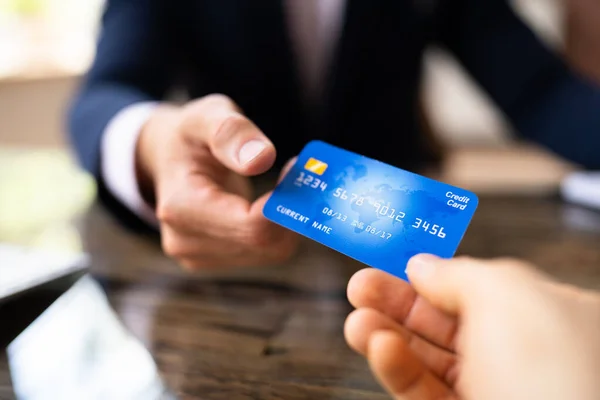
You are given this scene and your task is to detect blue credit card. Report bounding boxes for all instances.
[263,140,478,280]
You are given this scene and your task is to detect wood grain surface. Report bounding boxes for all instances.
[2,190,600,399]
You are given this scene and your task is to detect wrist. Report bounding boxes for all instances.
[135,104,181,207]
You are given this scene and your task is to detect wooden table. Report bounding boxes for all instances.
[1,157,600,399]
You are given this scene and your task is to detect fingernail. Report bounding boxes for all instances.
[238,140,268,165]
[405,254,439,279]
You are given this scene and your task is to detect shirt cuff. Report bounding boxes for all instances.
[100,102,159,227]
[561,172,600,210]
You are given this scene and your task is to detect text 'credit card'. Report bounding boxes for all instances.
[263,141,478,280]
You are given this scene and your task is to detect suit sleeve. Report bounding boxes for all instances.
[67,0,175,177]
[435,0,600,170]
[67,0,177,231]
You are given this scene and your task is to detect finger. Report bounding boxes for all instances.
[248,190,302,245]
[222,169,254,200]
[161,225,245,260]
[158,172,252,234]
[163,223,298,268]
[156,147,259,237]
[405,254,483,316]
[179,256,236,271]
[278,156,297,184]
[159,173,297,255]
[179,255,274,270]
[345,308,456,383]
[368,331,457,400]
[405,254,538,316]
[347,268,457,351]
[181,94,276,176]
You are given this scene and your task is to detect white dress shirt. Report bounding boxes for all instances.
[101,0,346,224]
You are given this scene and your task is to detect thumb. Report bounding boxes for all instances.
[405,254,490,316]
[181,94,276,176]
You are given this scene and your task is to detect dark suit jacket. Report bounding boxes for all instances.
[68,0,600,228]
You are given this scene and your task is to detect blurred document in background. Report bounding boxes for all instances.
[561,172,600,211]
[7,276,175,400]
[0,243,88,302]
